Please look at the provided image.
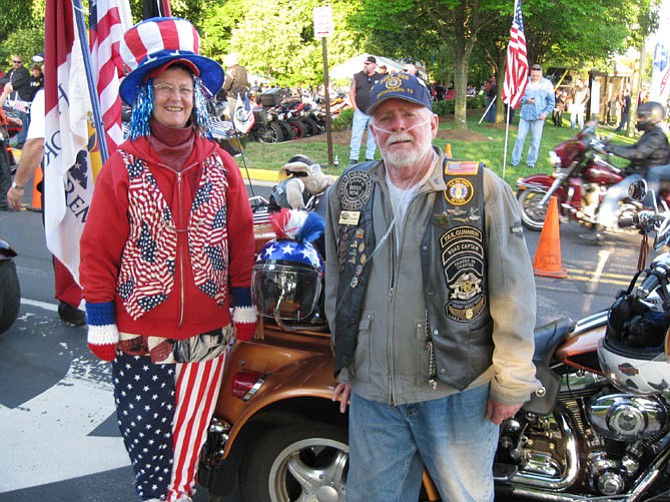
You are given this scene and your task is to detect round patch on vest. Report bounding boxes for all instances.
[444,178,474,206]
[339,171,374,210]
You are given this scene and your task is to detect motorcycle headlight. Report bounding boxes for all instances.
[548,151,561,168]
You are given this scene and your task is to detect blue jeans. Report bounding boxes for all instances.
[347,385,498,502]
[349,109,376,161]
[512,117,546,166]
[484,98,496,123]
[12,109,29,145]
[597,174,643,228]
[646,164,670,205]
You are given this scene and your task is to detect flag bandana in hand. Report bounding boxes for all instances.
[502,0,528,109]
[233,91,255,134]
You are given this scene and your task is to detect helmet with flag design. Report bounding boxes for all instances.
[252,209,325,321]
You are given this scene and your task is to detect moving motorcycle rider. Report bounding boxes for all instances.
[581,101,670,244]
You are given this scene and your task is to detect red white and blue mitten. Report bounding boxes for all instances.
[232,287,257,342]
[85,302,119,361]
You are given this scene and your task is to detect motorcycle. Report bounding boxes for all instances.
[198,182,670,502]
[495,194,670,501]
[0,237,20,335]
[516,122,642,232]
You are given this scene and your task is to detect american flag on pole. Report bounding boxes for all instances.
[89,0,131,150]
[502,0,528,109]
[44,0,97,283]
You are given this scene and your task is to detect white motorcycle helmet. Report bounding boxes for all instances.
[598,293,670,395]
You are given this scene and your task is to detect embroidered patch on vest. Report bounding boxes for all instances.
[444,161,479,175]
[444,178,474,206]
[339,170,373,211]
[440,225,486,322]
[511,221,524,238]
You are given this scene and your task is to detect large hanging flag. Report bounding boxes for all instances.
[502,0,529,109]
[651,41,670,105]
[89,0,132,150]
[44,0,97,283]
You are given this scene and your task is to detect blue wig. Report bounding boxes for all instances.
[127,76,213,141]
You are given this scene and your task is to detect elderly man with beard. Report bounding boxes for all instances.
[324,72,540,502]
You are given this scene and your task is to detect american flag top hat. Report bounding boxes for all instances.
[119,17,224,105]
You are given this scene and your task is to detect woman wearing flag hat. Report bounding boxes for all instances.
[79,17,257,502]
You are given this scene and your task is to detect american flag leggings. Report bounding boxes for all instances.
[112,352,225,501]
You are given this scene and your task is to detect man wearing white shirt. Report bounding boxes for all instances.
[6,88,85,325]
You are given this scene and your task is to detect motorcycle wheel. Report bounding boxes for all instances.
[239,420,348,502]
[255,122,285,143]
[277,120,296,141]
[287,119,306,138]
[0,260,21,335]
[517,189,549,231]
[306,116,325,135]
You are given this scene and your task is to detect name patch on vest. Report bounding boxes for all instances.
[339,170,373,211]
[440,225,486,322]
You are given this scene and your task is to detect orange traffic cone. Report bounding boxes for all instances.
[533,196,567,278]
[30,167,43,211]
[445,143,452,158]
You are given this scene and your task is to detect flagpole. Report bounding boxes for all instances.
[72,0,110,163]
[479,96,496,125]
[503,104,511,178]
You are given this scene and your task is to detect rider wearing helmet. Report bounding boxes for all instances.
[581,101,670,244]
[642,102,670,206]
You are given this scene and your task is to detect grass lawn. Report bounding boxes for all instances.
[237,111,637,188]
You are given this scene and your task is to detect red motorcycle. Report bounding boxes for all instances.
[516,122,628,231]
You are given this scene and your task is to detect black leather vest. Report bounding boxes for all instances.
[333,160,494,390]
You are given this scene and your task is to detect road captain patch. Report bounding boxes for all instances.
[339,170,373,211]
[440,225,486,322]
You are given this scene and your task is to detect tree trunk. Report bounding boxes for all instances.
[453,57,468,131]
[495,50,507,124]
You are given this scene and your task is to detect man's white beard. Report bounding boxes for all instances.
[383,128,433,169]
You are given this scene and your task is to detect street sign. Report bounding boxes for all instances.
[313,6,334,38]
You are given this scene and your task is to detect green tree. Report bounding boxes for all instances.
[353,0,496,131]
[490,0,658,124]
[0,0,44,66]
[352,0,660,130]
[221,0,361,86]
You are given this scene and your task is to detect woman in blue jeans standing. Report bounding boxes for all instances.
[511,64,555,169]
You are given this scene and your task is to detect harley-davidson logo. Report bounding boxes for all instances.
[618,362,639,376]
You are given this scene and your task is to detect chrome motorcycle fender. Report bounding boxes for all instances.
[516,174,555,192]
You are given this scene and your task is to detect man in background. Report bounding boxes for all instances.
[1,55,31,148]
[348,55,381,165]
[570,77,590,130]
[511,63,555,169]
[6,87,85,325]
[221,53,249,121]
